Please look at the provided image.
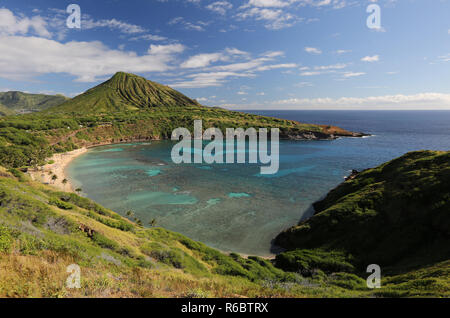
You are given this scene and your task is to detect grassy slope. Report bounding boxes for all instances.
[1,153,449,297]
[274,150,450,296]
[0,103,15,117]
[0,91,67,114]
[50,72,201,113]
[0,167,364,298]
[1,73,446,297]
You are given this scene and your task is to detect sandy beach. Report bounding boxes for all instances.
[28,147,88,192]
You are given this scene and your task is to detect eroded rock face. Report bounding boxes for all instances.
[344,169,359,181]
[282,130,369,141]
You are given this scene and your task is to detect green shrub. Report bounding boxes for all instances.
[141,242,208,275]
[275,249,355,275]
[0,224,14,253]
[91,232,119,251]
[18,233,47,255]
[7,168,26,182]
[49,198,73,210]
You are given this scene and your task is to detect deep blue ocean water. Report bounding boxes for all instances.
[67,111,450,256]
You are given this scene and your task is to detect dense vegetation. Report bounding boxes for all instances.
[49,72,201,113]
[0,167,355,297]
[0,91,67,114]
[0,72,359,170]
[0,103,15,117]
[274,150,450,296]
[0,162,448,297]
[0,72,446,297]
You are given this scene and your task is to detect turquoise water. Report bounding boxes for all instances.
[67,111,450,256]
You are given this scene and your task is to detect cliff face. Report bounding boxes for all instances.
[275,150,450,272]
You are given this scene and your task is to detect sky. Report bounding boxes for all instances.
[0,0,449,110]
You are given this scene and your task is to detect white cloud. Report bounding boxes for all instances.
[180,47,250,69]
[361,55,380,62]
[304,47,322,54]
[246,0,290,7]
[225,47,250,56]
[0,36,185,82]
[171,71,254,88]
[244,0,350,9]
[342,72,365,78]
[294,81,313,88]
[335,49,351,54]
[299,63,347,77]
[128,34,168,41]
[269,93,450,110]
[236,0,351,30]
[262,51,284,58]
[314,63,347,70]
[206,1,233,15]
[300,71,321,76]
[44,8,152,40]
[256,63,297,71]
[168,17,208,31]
[171,50,292,88]
[148,43,185,55]
[236,7,298,30]
[438,54,450,62]
[83,18,146,34]
[181,53,228,68]
[0,8,51,38]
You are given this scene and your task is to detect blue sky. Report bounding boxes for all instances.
[0,0,449,109]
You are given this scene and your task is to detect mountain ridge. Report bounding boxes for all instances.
[0,91,68,115]
[0,71,365,169]
[50,72,201,114]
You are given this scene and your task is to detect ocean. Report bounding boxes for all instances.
[67,110,450,256]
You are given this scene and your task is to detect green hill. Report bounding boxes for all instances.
[0,103,15,117]
[0,91,67,115]
[274,150,450,296]
[0,167,293,297]
[0,72,364,169]
[0,152,449,297]
[50,72,201,113]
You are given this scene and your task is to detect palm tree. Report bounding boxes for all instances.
[51,174,57,184]
[62,178,68,190]
[75,188,82,195]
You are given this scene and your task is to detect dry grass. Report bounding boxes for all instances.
[0,250,296,298]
